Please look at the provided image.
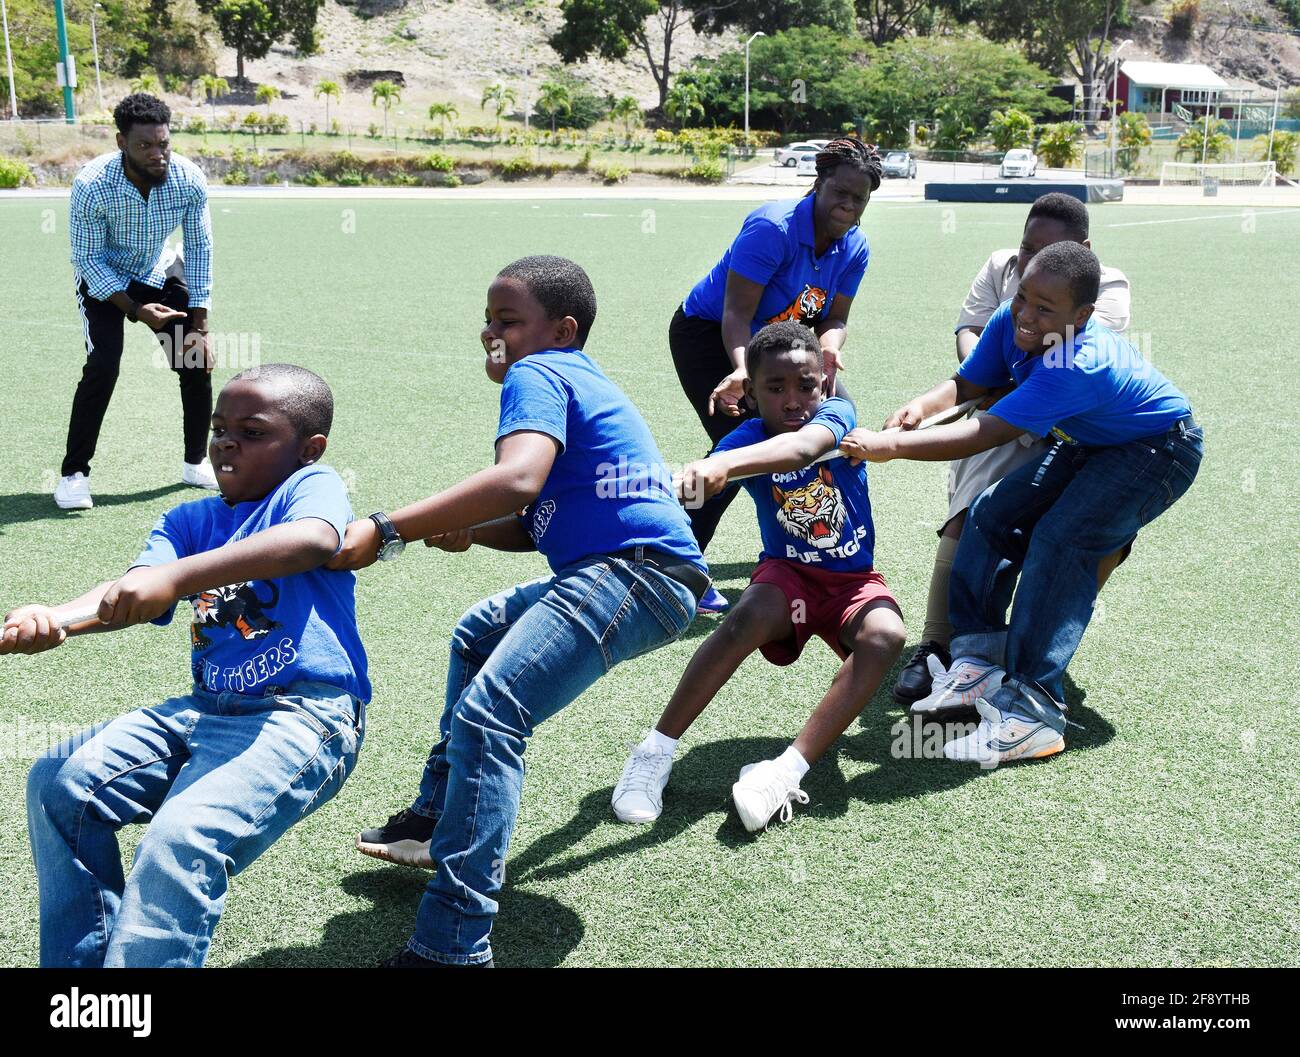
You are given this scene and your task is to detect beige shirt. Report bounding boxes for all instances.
[955,248,1131,333]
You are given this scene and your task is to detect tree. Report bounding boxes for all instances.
[256,83,279,113]
[481,81,517,137]
[1258,129,1298,178]
[1176,116,1230,163]
[1037,121,1084,167]
[664,81,703,128]
[552,0,693,112]
[988,107,1035,151]
[854,1,973,45]
[1114,109,1151,171]
[610,95,643,142]
[973,1,1154,132]
[315,80,340,128]
[690,0,856,35]
[427,101,459,139]
[210,0,278,84]
[278,0,325,55]
[536,80,573,134]
[371,80,401,138]
[198,74,230,123]
[131,72,162,94]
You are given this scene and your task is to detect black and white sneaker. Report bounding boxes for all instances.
[380,946,494,968]
[356,808,436,868]
[891,641,951,705]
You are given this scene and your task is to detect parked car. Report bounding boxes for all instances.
[775,141,824,166]
[882,150,917,179]
[795,151,819,177]
[999,148,1038,178]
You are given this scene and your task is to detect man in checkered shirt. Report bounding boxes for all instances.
[56,93,217,510]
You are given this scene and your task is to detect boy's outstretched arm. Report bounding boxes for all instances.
[841,413,1024,465]
[883,373,990,430]
[679,421,838,506]
[329,430,559,570]
[1,581,119,655]
[424,515,536,554]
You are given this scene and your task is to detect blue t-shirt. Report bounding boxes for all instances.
[714,397,875,571]
[132,464,370,701]
[682,196,869,333]
[498,349,707,575]
[959,302,1192,446]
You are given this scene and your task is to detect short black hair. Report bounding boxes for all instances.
[229,363,334,438]
[813,137,883,192]
[1026,192,1090,242]
[496,255,598,348]
[1028,241,1101,308]
[745,321,822,378]
[114,93,171,135]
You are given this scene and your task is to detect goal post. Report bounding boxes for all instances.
[1159,161,1277,187]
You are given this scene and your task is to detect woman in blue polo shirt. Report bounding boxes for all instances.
[671,139,882,591]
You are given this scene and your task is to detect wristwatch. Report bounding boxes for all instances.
[369,511,406,561]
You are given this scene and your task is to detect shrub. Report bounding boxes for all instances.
[425,151,455,173]
[224,168,248,185]
[338,169,366,186]
[1037,122,1084,168]
[599,163,630,184]
[1176,116,1230,163]
[576,147,592,172]
[988,108,1035,152]
[184,116,207,135]
[1169,0,1199,39]
[1258,129,1299,178]
[299,169,328,186]
[686,159,724,183]
[499,155,536,180]
[444,173,462,187]
[0,156,34,188]
[329,119,342,136]
[367,123,381,139]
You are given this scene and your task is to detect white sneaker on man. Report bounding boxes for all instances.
[910,658,1005,719]
[942,697,1065,767]
[182,458,219,490]
[53,472,93,510]
[732,759,809,833]
[611,745,674,823]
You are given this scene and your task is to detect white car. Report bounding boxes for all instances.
[1000,148,1038,178]
[775,140,828,166]
[795,151,819,177]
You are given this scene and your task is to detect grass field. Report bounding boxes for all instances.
[0,195,1296,967]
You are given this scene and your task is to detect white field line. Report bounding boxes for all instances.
[1106,208,1300,228]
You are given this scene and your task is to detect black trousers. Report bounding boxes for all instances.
[668,304,851,551]
[63,276,212,478]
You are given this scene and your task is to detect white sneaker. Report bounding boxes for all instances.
[182,458,219,490]
[942,697,1065,767]
[732,759,809,833]
[53,472,93,510]
[910,657,1005,719]
[611,744,674,823]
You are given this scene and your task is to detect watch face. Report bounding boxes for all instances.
[379,537,406,561]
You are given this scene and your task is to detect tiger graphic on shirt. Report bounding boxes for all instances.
[767,284,828,326]
[772,464,845,550]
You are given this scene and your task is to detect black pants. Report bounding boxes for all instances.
[63,276,212,478]
[669,304,851,551]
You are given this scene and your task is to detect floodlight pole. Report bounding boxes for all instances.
[1109,39,1132,172]
[1,0,17,119]
[53,0,76,122]
[1267,81,1279,170]
[744,31,764,155]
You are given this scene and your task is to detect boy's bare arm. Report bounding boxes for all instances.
[424,516,536,554]
[679,423,838,505]
[842,413,1024,465]
[884,374,990,430]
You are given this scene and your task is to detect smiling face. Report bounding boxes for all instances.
[209,378,327,504]
[1011,261,1095,355]
[116,122,171,187]
[480,276,578,384]
[813,166,871,244]
[747,344,824,435]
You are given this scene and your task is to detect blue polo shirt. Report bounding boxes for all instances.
[713,397,876,572]
[682,196,869,333]
[498,348,707,575]
[960,302,1192,446]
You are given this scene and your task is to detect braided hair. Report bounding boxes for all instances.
[808,137,883,194]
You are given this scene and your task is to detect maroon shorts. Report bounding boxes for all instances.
[749,559,900,666]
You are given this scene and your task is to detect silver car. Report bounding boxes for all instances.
[882,151,917,179]
[774,139,832,166]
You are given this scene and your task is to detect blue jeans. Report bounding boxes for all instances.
[26,680,364,967]
[407,550,697,965]
[949,420,1203,732]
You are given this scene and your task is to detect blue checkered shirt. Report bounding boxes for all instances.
[69,151,213,309]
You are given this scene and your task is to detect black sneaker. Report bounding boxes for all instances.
[356,808,436,868]
[380,946,494,968]
[892,641,951,705]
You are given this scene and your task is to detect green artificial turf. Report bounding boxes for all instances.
[0,195,1296,967]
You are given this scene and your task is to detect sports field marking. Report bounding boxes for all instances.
[1106,208,1300,228]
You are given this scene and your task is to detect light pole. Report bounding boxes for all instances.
[90,2,103,113]
[1267,79,1280,176]
[1,0,18,120]
[1109,38,1133,168]
[744,30,764,156]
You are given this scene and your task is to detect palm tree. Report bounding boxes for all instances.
[664,82,703,129]
[610,95,642,144]
[371,80,401,139]
[255,83,279,115]
[427,101,459,140]
[480,81,517,139]
[536,80,572,135]
[131,73,161,95]
[197,74,229,124]
[315,80,340,129]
